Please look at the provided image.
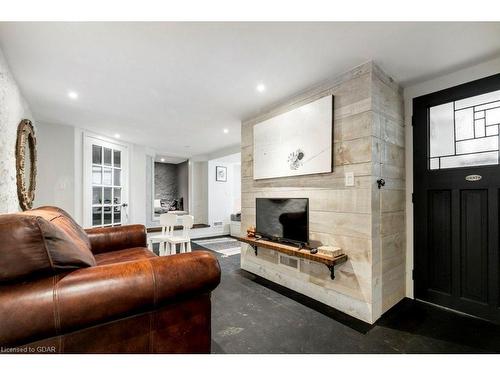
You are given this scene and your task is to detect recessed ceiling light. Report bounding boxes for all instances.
[223,128,229,134]
[256,83,266,93]
[114,133,120,139]
[160,158,165,162]
[68,91,78,100]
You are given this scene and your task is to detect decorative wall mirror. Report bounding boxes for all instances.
[15,119,37,211]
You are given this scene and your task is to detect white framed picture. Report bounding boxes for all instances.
[216,166,227,182]
[253,95,334,180]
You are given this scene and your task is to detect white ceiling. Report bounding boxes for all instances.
[0,22,499,157]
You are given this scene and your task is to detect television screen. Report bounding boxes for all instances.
[256,198,309,244]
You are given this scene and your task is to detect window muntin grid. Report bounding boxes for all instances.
[91,145,122,227]
[429,89,500,170]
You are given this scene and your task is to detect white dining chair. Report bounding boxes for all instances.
[165,215,194,254]
[148,213,177,256]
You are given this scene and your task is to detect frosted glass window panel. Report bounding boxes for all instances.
[430,158,440,170]
[428,89,500,170]
[486,125,499,136]
[92,166,102,185]
[429,103,455,157]
[474,119,486,137]
[455,89,500,110]
[486,107,500,126]
[104,148,112,166]
[440,151,498,169]
[455,108,474,140]
[103,168,112,185]
[475,100,500,112]
[456,136,498,154]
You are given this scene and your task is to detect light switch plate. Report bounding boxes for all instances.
[345,172,354,187]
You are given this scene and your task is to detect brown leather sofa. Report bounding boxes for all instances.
[0,206,221,353]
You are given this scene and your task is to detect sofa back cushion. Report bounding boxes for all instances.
[0,208,96,283]
[21,206,92,254]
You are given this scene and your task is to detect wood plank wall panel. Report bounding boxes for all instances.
[240,62,406,323]
[371,66,406,318]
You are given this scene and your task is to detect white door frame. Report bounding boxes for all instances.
[83,133,130,228]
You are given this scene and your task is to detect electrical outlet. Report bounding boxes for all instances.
[345,172,354,187]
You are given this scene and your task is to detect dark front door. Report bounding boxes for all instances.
[413,73,500,323]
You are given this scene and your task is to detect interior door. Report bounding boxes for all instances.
[413,73,500,323]
[83,135,129,228]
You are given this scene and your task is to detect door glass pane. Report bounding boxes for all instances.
[103,187,112,205]
[486,125,499,136]
[113,206,121,224]
[430,103,455,157]
[475,119,486,137]
[92,207,102,226]
[92,187,102,204]
[92,166,102,184]
[440,151,498,169]
[92,145,102,165]
[429,89,500,170]
[455,108,474,140]
[114,150,121,168]
[486,107,500,125]
[103,206,112,225]
[104,148,112,166]
[113,188,121,205]
[103,168,112,185]
[114,169,121,186]
[89,141,126,228]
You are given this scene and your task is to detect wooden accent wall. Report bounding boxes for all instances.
[240,62,405,323]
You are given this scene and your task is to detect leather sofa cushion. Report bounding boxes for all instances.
[95,247,156,266]
[20,206,92,257]
[0,214,96,282]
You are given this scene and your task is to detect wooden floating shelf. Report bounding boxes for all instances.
[236,236,348,280]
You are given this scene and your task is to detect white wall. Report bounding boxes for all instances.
[404,55,500,298]
[0,48,34,213]
[189,160,209,224]
[208,161,233,230]
[232,163,241,212]
[34,122,75,215]
[129,143,148,225]
[207,153,241,234]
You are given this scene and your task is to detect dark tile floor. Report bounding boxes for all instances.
[192,244,500,354]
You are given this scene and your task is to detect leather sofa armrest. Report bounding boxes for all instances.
[0,251,221,347]
[85,224,147,254]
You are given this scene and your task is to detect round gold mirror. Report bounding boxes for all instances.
[15,119,37,211]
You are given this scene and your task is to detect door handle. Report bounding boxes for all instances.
[122,203,129,208]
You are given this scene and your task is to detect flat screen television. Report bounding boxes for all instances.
[256,198,309,245]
